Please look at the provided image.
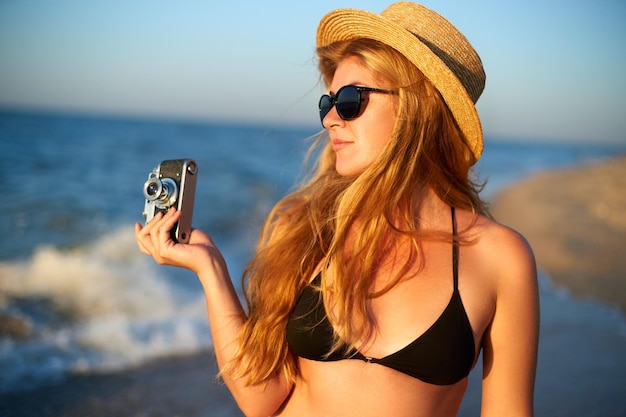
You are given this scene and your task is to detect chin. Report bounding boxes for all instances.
[335,165,364,177]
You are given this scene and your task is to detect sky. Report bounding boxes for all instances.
[1,0,625,144]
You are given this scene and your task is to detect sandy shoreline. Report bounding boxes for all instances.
[491,155,626,312]
[2,156,626,417]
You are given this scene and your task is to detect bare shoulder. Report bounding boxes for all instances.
[459,213,540,415]
[475,214,534,260]
[458,209,537,290]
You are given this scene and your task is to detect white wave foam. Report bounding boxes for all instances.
[0,226,212,393]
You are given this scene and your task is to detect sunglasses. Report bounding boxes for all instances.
[319,85,398,126]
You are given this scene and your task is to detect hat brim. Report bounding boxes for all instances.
[316,7,483,161]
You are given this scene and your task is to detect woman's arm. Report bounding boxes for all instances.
[135,208,293,417]
[480,226,540,417]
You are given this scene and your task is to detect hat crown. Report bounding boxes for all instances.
[316,2,485,161]
[381,2,485,103]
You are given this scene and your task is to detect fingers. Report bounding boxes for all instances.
[133,209,222,275]
[134,222,149,254]
[134,209,180,259]
[134,212,162,255]
[149,210,181,260]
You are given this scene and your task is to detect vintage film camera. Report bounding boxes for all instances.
[142,159,198,243]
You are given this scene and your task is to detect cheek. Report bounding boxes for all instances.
[368,136,390,158]
[357,129,392,171]
[370,113,395,154]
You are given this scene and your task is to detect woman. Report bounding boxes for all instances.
[135,3,539,417]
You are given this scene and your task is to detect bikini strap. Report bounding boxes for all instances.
[451,206,459,290]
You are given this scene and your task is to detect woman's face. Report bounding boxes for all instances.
[322,56,397,176]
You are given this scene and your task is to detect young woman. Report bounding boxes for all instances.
[135,3,539,416]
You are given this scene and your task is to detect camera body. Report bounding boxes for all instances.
[142,159,198,243]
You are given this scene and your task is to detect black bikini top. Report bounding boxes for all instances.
[286,207,475,386]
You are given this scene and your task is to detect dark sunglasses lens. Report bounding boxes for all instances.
[319,95,332,123]
[336,86,361,120]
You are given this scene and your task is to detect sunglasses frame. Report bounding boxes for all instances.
[319,85,398,126]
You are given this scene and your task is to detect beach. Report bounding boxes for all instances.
[2,156,626,416]
[491,155,626,313]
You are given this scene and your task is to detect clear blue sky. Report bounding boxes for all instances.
[1,1,625,143]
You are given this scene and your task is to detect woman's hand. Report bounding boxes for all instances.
[136,208,292,415]
[134,208,226,276]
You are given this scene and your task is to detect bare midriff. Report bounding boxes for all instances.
[276,358,469,417]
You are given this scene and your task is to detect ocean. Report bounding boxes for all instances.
[1,111,625,409]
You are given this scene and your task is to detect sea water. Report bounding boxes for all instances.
[0,111,624,394]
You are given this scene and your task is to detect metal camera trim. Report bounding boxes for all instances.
[143,176,179,209]
[143,172,163,200]
[142,159,198,243]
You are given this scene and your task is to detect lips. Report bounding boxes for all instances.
[331,138,352,152]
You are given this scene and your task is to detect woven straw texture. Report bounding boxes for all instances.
[317,2,485,161]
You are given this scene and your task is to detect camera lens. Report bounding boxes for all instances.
[146,182,159,197]
[143,174,178,209]
[144,178,164,201]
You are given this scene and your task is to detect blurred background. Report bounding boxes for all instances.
[2,0,625,143]
[1,1,625,416]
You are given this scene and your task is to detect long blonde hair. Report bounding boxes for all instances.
[225,38,488,385]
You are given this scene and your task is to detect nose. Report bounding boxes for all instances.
[322,104,343,129]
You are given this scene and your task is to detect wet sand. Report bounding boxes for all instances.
[2,156,626,417]
[491,155,626,312]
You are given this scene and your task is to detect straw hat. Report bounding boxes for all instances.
[316,2,486,161]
